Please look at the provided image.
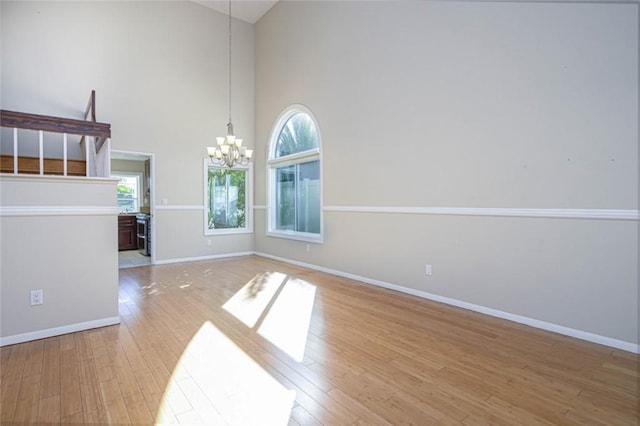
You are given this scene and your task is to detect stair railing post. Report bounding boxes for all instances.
[13,128,18,175]
[39,130,44,175]
[63,133,68,176]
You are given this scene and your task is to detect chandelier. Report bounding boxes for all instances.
[207,0,252,168]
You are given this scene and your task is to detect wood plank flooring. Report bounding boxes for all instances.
[1,256,638,424]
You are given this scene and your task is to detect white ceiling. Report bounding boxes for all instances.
[193,0,279,24]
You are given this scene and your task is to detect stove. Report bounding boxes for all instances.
[136,213,151,256]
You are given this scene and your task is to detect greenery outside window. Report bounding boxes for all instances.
[114,172,142,214]
[204,161,252,235]
[268,105,322,243]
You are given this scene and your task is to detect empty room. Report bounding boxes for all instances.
[0,0,638,424]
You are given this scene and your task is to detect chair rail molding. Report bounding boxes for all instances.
[323,206,639,221]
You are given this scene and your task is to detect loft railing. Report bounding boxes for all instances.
[0,91,112,177]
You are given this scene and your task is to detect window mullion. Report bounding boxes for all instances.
[268,150,319,169]
[294,164,299,232]
[225,173,230,225]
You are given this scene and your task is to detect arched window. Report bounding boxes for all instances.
[268,105,322,242]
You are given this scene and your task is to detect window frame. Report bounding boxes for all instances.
[267,105,323,243]
[113,172,143,214]
[203,159,253,236]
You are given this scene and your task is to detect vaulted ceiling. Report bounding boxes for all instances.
[193,0,279,24]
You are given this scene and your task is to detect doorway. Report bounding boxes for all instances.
[111,150,155,268]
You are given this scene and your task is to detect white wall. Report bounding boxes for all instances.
[1,0,255,261]
[0,176,120,343]
[255,2,639,346]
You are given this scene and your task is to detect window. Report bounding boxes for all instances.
[113,173,142,214]
[204,161,252,235]
[268,105,322,242]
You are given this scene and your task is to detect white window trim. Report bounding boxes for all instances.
[267,104,323,244]
[113,171,143,214]
[203,159,253,236]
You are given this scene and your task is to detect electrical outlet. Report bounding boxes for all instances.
[425,265,432,276]
[207,239,212,246]
[306,244,310,252]
[30,289,43,306]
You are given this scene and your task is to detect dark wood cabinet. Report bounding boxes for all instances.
[118,215,137,251]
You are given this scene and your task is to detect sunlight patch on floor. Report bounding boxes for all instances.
[155,321,296,425]
[223,272,317,363]
[222,272,288,328]
[258,277,317,362]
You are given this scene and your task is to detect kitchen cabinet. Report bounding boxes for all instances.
[118,215,137,251]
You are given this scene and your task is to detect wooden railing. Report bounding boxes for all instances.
[0,91,112,177]
[79,90,111,176]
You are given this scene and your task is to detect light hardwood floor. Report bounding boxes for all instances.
[1,256,638,424]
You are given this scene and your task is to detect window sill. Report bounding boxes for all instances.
[205,228,253,236]
[266,230,323,244]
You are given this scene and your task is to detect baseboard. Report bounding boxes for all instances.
[0,316,121,347]
[154,251,255,265]
[255,252,639,354]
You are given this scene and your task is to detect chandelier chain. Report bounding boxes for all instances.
[206,0,253,168]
